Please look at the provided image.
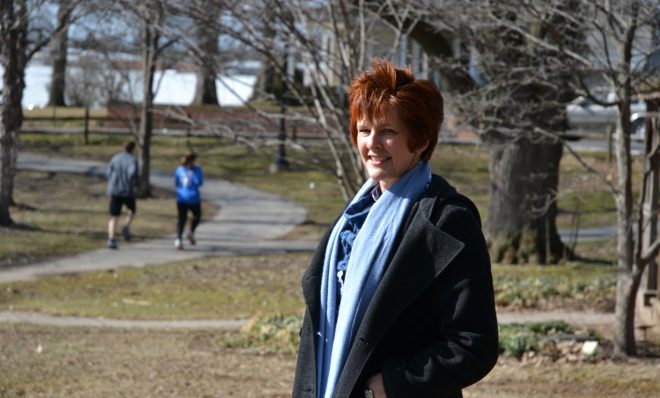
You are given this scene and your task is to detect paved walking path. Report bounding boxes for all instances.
[0,309,615,331]
[0,152,316,284]
[0,310,247,330]
[496,310,614,327]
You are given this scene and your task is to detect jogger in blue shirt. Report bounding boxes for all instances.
[174,152,203,250]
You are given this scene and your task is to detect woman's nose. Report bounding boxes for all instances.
[366,131,380,148]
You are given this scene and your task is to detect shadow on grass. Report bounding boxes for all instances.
[3,220,106,240]
[12,202,39,211]
[7,222,41,231]
[570,254,616,266]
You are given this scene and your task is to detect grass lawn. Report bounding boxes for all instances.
[0,251,617,320]
[0,253,308,320]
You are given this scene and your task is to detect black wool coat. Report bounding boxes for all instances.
[292,175,499,398]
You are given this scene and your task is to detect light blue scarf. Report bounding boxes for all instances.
[316,161,431,398]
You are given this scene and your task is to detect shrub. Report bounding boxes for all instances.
[499,321,574,359]
[493,269,616,311]
[224,313,303,353]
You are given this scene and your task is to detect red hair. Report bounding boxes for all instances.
[348,58,444,161]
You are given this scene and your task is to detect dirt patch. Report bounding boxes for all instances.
[2,323,659,398]
[0,323,296,398]
[465,357,660,398]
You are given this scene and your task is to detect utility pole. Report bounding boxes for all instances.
[271,35,294,172]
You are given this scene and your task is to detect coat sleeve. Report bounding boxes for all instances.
[381,205,499,398]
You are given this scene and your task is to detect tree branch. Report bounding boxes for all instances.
[642,237,660,264]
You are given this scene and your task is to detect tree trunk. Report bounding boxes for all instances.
[613,176,638,356]
[613,85,638,355]
[0,109,19,227]
[193,68,218,106]
[47,0,70,107]
[252,60,278,100]
[485,135,565,264]
[0,0,28,227]
[614,265,640,356]
[251,15,278,102]
[191,6,220,106]
[137,22,157,198]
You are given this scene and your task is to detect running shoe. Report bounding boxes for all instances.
[121,225,132,242]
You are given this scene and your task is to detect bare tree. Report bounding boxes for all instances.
[64,2,157,107]
[135,1,162,197]
[175,0,423,199]
[491,0,660,356]
[0,0,28,226]
[361,1,574,264]
[412,0,659,352]
[242,0,583,264]
[0,0,77,226]
[47,0,73,107]
[190,1,220,106]
[112,0,179,197]
[458,3,579,265]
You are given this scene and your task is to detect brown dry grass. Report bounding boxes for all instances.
[2,323,659,398]
[0,323,295,398]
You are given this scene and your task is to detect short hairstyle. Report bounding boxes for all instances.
[180,151,197,166]
[124,140,136,153]
[348,58,444,161]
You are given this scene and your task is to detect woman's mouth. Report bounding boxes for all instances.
[368,155,389,165]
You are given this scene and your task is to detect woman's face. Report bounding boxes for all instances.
[356,105,427,191]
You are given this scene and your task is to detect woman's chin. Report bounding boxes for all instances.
[367,172,386,183]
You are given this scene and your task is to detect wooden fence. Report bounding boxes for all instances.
[21,106,327,143]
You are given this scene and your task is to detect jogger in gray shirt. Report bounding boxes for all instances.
[106,141,139,249]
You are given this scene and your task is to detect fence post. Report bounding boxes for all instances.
[84,107,90,145]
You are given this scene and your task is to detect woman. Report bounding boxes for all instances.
[292,59,499,398]
[174,152,203,250]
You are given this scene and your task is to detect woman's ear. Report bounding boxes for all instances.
[415,141,429,157]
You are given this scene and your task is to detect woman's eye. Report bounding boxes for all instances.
[382,129,396,135]
[358,129,370,135]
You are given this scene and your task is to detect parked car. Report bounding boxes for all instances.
[566,96,647,141]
